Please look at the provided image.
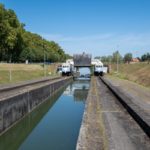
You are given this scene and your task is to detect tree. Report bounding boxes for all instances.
[112,51,122,63]
[0,4,69,63]
[141,54,147,61]
[147,53,150,64]
[0,4,25,62]
[141,52,150,64]
[124,53,132,64]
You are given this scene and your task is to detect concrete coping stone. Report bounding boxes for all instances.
[0,76,61,92]
[100,77,150,137]
[0,77,71,102]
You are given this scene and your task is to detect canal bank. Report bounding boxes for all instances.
[76,77,107,150]
[0,80,90,150]
[0,89,64,150]
[76,76,150,150]
[0,77,72,135]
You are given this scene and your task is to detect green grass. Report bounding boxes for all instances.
[109,62,150,88]
[0,70,58,84]
[0,63,59,84]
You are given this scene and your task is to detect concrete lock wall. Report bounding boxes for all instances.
[0,77,72,135]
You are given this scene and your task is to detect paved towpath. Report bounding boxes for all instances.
[76,76,150,150]
[104,76,150,111]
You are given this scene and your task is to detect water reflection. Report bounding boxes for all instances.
[0,80,90,150]
[63,81,89,102]
[0,88,65,150]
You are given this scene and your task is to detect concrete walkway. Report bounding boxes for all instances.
[104,76,150,111]
[76,77,150,150]
[76,77,107,150]
[103,76,150,133]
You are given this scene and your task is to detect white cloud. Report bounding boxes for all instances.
[41,33,150,57]
[41,33,113,42]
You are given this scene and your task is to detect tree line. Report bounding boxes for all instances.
[95,51,150,64]
[0,4,70,63]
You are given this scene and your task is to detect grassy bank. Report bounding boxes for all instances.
[0,63,59,84]
[109,62,150,88]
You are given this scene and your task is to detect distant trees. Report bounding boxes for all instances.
[0,4,69,63]
[141,53,150,64]
[95,51,123,64]
[95,56,110,63]
[95,51,150,64]
[123,53,132,63]
[112,51,122,63]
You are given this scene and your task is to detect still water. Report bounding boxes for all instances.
[0,80,89,150]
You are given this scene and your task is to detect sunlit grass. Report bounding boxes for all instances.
[0,63,60,84]
[109,62,150,88]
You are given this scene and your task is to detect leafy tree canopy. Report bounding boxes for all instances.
[124,53,132,63]
[0,4,70,63]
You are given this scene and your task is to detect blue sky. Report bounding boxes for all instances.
[1,0,150,57]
